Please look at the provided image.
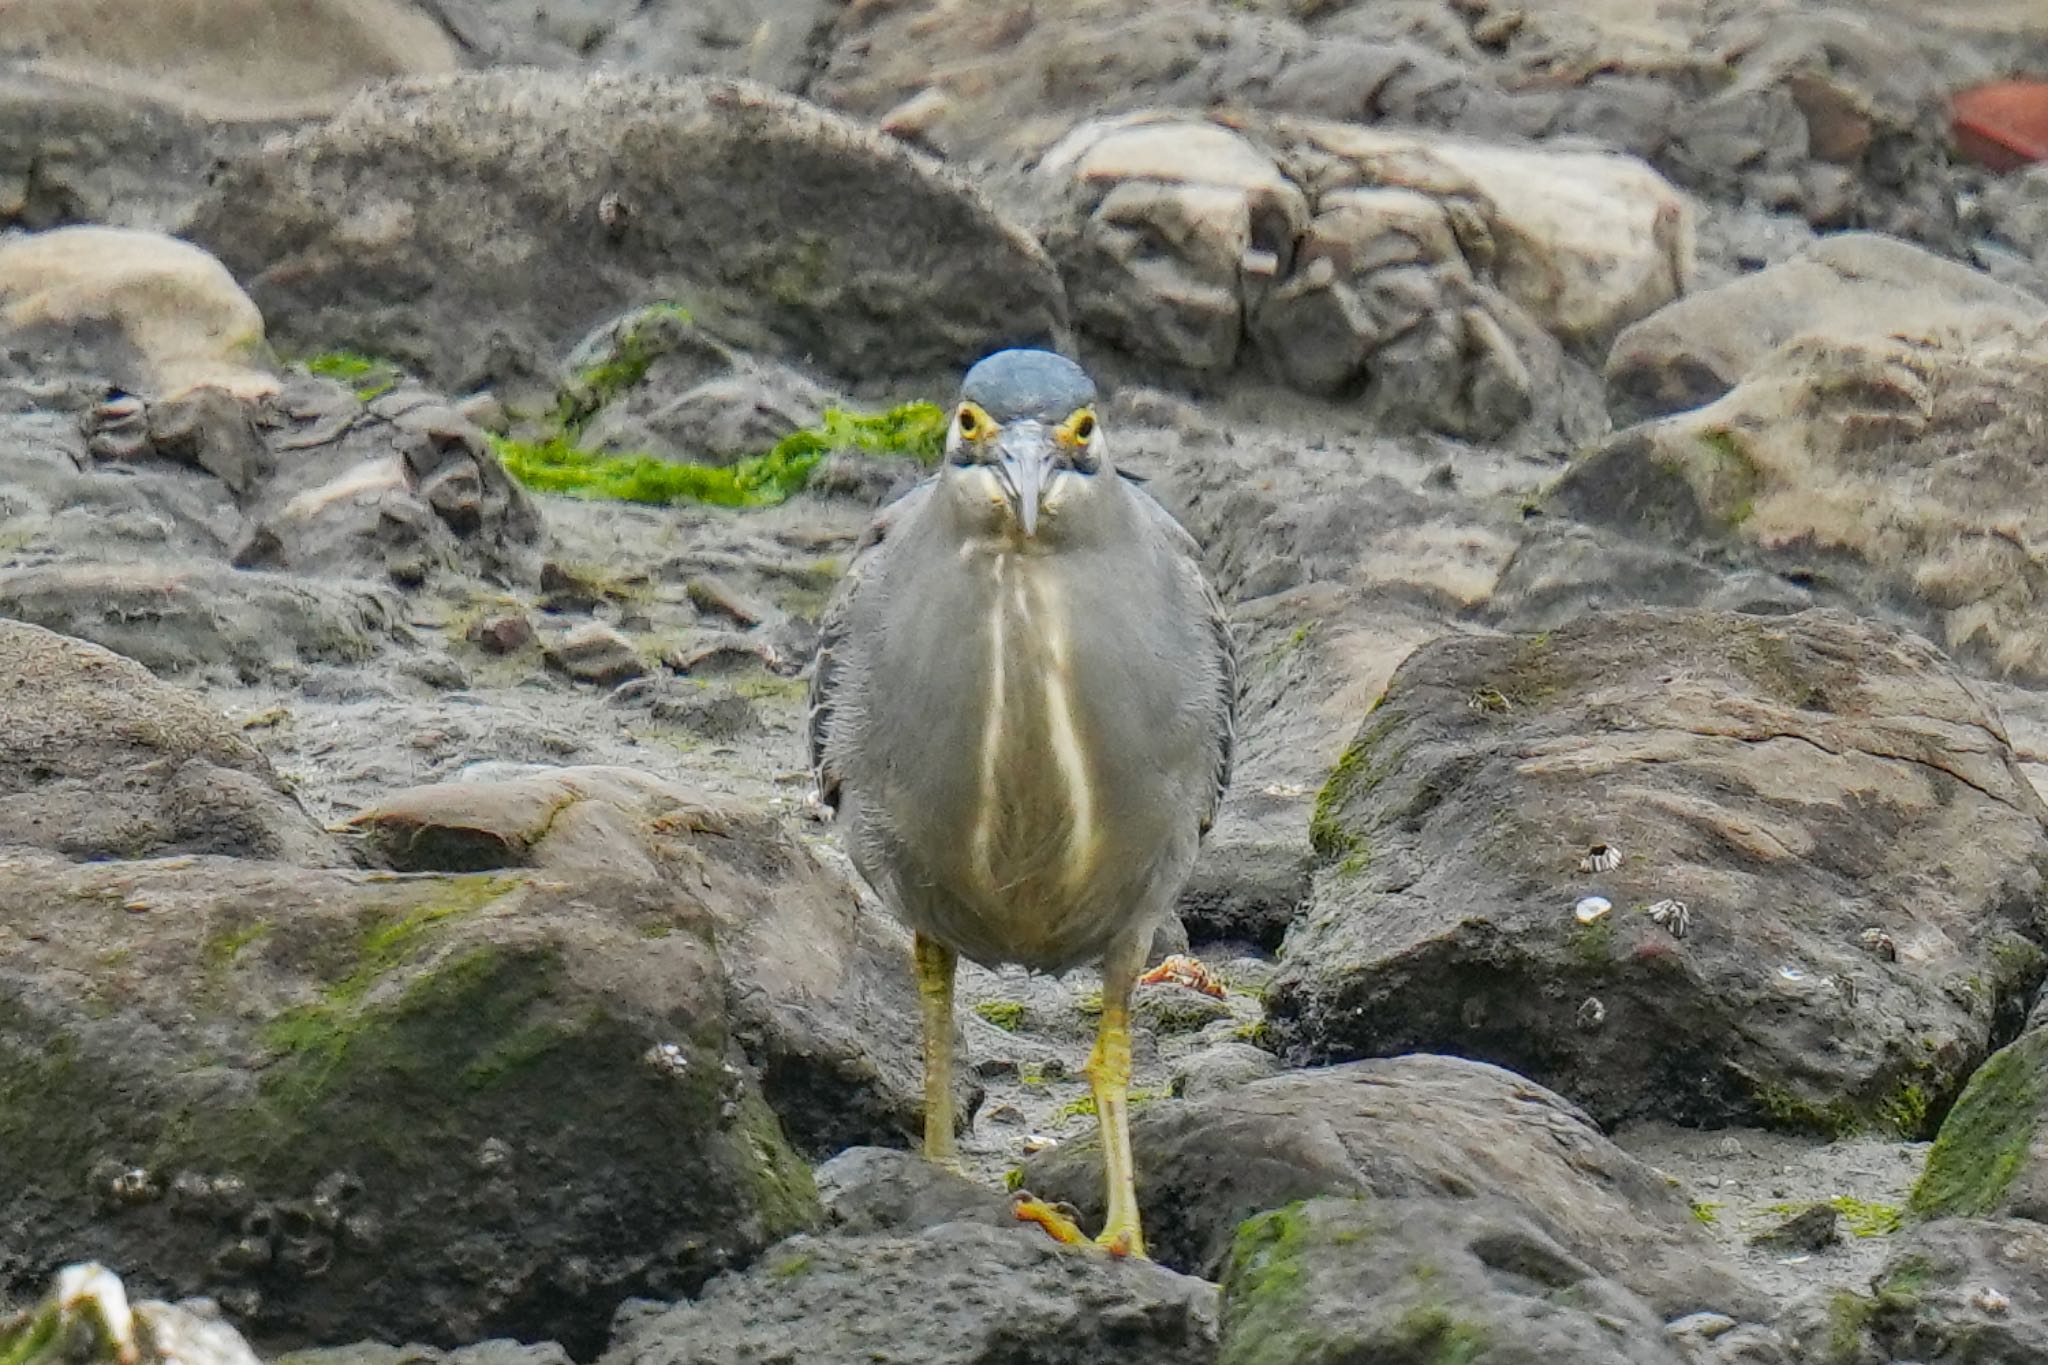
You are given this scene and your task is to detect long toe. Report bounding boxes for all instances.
[1010,1193,1093,1248]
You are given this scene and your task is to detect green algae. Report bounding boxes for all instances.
[304,349,401,402]
[972,999,1026,1031]
[1910,1030,2048,1218]
[491,402,946,509]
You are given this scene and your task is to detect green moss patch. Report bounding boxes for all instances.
[303,349,402,402]
[1221,1202,1318,1365]
[1910,1030,2048,1218]
[1310,709,1400,863]
[492,403,945,509]
[972,999,1026,1031]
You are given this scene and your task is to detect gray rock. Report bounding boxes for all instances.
[342,766,969,1154]
[813,1146,1014,1236]
[562,305,833,467]
[1748,1202,1841,1252]
[1168,1042,1280,1100]
[1218,1196,1688,1365]
[1176,834,1311,950]
[0,561,397,683]
[0,848,819,1353]
[600,1222,1218,1365]
[0,619,336,863]
[1565,312,2048,686]
[1780,1217,2048,1364]
[235,382,544,589]
[188,71,1066,400]
[1021,1055,1763,1321]
[542,622,646,687]
[1270,608,2048,1137]
[1604,232,2045,423]
[414,0,838,91]
[279,1341,572,1365]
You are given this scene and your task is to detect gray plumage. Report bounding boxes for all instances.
[808,351,1235,974]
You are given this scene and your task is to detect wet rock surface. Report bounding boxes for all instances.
[1271,607,2048,1136]
[602,1222,1218,1365]
[10,0,2048,1361]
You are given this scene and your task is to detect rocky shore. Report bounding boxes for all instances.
[8,1,2048,1362]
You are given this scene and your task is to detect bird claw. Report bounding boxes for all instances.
[1009,1193,1144,1258]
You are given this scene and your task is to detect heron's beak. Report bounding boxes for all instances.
[995,422,1055,537]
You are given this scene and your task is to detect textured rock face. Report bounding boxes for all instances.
[1021,1055,1762,1320]
[0,620,336,863]
[599,1222,1219,1365]
[343,764,966,1155]
[1780,1217,2048,1364]
[0,228,276,398]
[1034,111,1689,437]
[1219,1197,1691,1365]
[0,849,820,1355]
[1269,608,2048,1136]
[1604,232,2047,422]
[1565,319,2048,686]
[0,0,458,120]
[187,71,1068,398]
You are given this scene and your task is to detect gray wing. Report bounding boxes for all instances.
[1127,477,1237,834]
[806,478,935,813]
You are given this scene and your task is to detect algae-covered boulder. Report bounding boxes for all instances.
[0,848,819,1354]
[1218,1197,1688,1365]
[0,619,337,863]
[343,763,967,1155]
[187,71,1067,399]
[1910,1025,2048,1222]
[1267,608,2048,1136]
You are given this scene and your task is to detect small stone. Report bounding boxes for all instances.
[1749,1202,1840,1252]
[1972,1285,2011,1314]
[684,574,768,628]
[544,622,645,686]
[467,613,535,655]
[1574,896,1612,924]
[1576,997,1607,1030]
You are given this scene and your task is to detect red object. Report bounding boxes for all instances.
[1952,80,2048,172]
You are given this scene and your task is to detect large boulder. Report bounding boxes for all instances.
[1020,1055,1762,1321]
[1604,233,2046,422]
[1563,319,2048,685]
[0,848,820,1355]
[342,764,966,1155]
[0,228,277,398]
[599,1223,1218,1365]
[1218,1197,1689,1365]
[0,620,336,863]
[1267,608,2048,1137]
[187,71,1067,399]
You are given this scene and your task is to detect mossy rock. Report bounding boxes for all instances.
[1220,1196,1683,1365]
[0,850,819,1354]
[1910,1028,2048,1220]
[1276,607,2048,1136]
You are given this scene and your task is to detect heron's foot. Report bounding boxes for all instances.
[1009,1194,1146,1258]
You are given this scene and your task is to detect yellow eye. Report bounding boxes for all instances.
[1069,411,1097,442]
[956,405,982,436]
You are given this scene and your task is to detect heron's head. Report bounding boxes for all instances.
[943,348,1110,543]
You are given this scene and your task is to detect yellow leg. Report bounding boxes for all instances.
[1087,935,1146,1257]
[914,932,960,1169]
[1012,933,1149,1258]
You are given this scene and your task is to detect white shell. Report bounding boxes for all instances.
[1574,895,1613,924]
